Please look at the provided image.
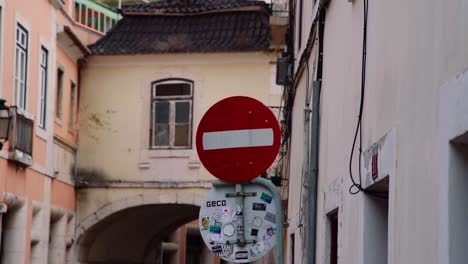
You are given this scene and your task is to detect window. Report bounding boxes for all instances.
[151,80,193,148]
[93,10,98,31]
[74,2,80,23]
[15,24,28,110]
[99,13,105,32]
[56,69,64,120]
[80,4,86,25]
[39,47,48,128]
[69,81,76,130]
[87,8,92,28]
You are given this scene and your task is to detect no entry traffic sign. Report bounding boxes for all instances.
[196,96,281,183]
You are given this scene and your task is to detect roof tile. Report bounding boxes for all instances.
[90,10,271,55]
[121,0,268,14]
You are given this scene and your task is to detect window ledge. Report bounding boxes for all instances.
[36,126,48,141]
[8,149,33,167]
[147,148,193,158]
[187,160,201,169]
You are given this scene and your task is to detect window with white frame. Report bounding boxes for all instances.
[15,23,28,110]
[39,46,48,128]
[151,80,193,148]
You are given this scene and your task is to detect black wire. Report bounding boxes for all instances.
[348,0,367,194]
[349,0,388,199]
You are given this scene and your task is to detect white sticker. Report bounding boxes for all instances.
[223,223,236,237]
[253,216,263,227]
[250,241,265,256]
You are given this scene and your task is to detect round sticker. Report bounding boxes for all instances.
[223,224,235,237]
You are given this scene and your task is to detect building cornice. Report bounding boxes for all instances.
[86,51,279,67]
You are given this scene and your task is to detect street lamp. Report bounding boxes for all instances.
[0,99,12,150]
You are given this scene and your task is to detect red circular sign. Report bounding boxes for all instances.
[196,96,281,183]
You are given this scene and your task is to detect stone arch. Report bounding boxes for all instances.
[69,191,206,264]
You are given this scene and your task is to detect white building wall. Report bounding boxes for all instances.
[286,0,468,264]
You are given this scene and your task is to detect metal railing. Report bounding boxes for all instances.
[10,107,33,156]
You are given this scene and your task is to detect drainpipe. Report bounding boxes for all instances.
[308,9,325,264]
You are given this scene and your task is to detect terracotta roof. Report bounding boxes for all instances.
[121,0,269,15]
[90,2,271,55]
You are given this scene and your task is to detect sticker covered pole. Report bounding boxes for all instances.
[235,183,246,246]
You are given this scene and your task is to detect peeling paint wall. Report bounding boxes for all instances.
[77,52,279,184]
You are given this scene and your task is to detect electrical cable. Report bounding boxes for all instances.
[348,0,388,199]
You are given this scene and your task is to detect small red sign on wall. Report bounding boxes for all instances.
[372,152,378,180]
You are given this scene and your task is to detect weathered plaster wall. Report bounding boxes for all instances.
[78,52,277,185]
[76,187,209,224]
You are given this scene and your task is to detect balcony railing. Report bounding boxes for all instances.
[15,110,33,155]
[8,107,33,166]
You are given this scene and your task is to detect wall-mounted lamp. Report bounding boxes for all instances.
[0,99,12,150]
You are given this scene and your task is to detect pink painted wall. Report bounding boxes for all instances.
[54,46,79,145]
[51,179,76,211]
[0,1,102,263]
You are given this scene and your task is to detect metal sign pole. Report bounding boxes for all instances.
[212,178,284,264]
[235,184,246,245]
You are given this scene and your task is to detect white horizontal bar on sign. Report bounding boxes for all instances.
[203,128,274,150]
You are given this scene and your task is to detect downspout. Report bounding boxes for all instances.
[308,9,325,264]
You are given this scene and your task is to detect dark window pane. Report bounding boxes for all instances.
[81,5,86,25]
[154,102,169,124]
[174,124,189,146]
[74,3,80,22]
[175,102,190,123]
[100,13,105,32]
[154,124,169,146]
[87,8,92,27]
[155,83,191,96]
[93,11,99,30]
